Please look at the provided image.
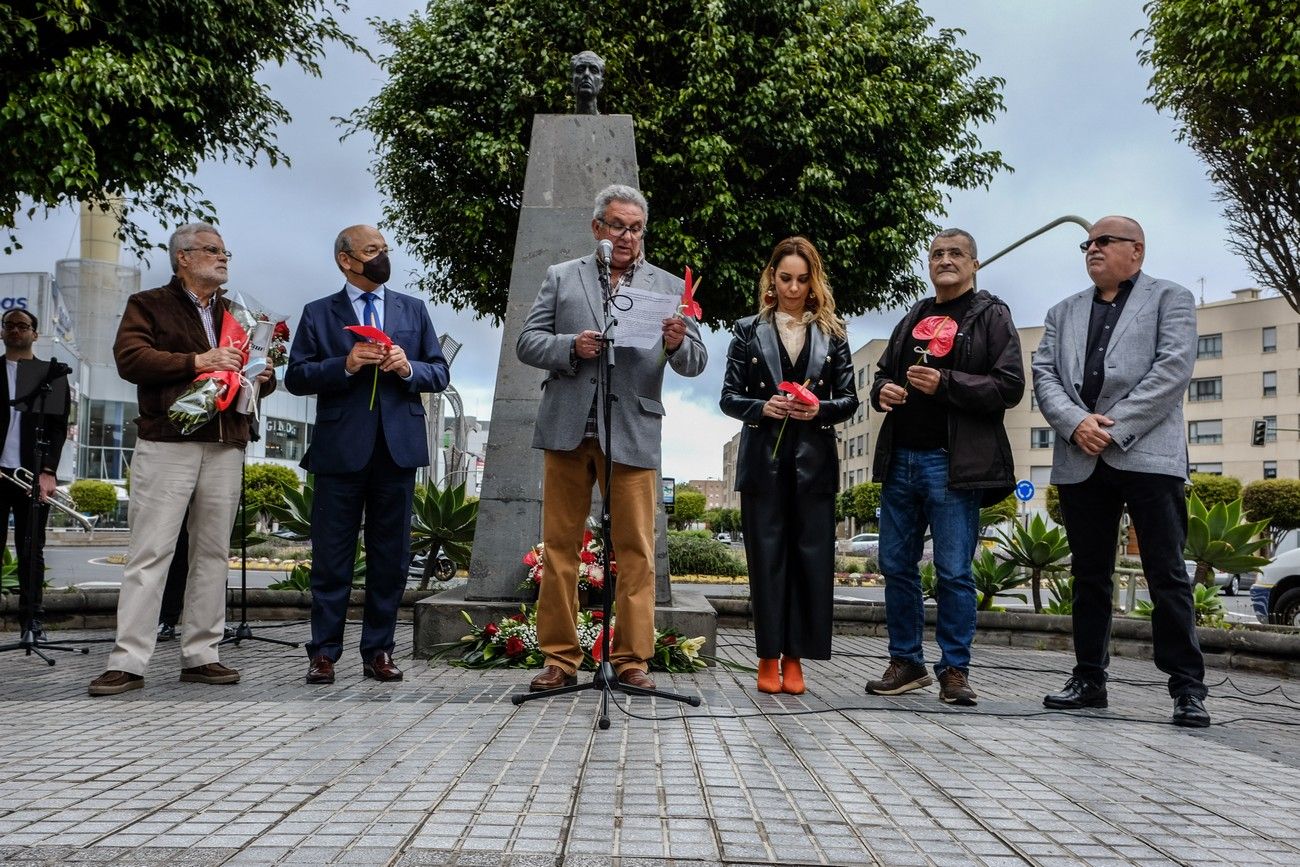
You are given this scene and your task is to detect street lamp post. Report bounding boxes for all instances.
[978,215,1094,273]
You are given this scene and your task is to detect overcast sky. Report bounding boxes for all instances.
[3,1,1260,484]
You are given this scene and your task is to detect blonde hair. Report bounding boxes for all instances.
[757,236,845,339]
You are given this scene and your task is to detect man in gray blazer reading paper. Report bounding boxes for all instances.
[517,184,707,693]
[1033,215,1209,728]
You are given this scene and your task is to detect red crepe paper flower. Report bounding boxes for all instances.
[911,315,958,364]
[680,266,702,319]
[505,636,526,657]
[345,324,392,346]
[345,324,393,410]
[771,379,819,459]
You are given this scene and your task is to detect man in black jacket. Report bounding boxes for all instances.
[0,307,70,639]
[866,229,1024,705]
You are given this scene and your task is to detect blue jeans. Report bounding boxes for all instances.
[880,448,981,675]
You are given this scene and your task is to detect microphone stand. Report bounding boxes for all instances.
[513,252,701,728]
[0,359,99,663]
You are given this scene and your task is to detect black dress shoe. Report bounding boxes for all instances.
[1043,676,1108,709]
[1172,694,1211,728]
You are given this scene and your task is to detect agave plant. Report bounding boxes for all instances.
[1133,583,1225,627]
[1184,493,1271,587]
[971,547,1029,611]
[1043,574,1074,615]
[997,514,1071,613]
[410,482,478,590]
[919,561,937,601]
[265,474,314,542]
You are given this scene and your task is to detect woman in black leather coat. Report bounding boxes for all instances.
[719,237,859,693]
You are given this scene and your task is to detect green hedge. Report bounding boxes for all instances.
[668,532,747,577]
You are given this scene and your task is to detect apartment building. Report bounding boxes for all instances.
[687,478,729,510]
[728,288,1298,513]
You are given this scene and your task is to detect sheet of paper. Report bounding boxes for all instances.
[610,287,679,350]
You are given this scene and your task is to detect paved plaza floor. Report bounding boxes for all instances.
[0,622,1296,866]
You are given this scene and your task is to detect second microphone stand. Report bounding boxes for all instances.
[513,254,701,728]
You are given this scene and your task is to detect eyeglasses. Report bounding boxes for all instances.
[183,244,233,258]
[929,247,971,262]
[597,219,646,239]
[2,322,33,332]
[359,245,390,257]
[1079,235,1137,252]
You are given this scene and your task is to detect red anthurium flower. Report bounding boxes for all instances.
[680,266,702,319]
[523,550,539,567]
[483,622,499,637]
[505,636,526,656]
[911,315,958,360]
[778,380,820,408]
[345,324,393,346]
[661,634,677,645]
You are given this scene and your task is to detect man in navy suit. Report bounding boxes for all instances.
[286,225,449,685]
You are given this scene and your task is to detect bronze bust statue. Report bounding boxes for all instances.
[571,50,605,115]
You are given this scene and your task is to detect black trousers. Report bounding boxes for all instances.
[1057,460,1207,699]
[0,468,50,627]
[740,470,835,660]
[159,513,191,627]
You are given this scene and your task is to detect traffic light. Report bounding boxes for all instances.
[1251,419,1267,447]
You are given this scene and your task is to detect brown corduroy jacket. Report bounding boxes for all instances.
[113,276,275,446]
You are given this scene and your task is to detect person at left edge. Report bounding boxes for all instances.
[285,225,449,686]
[0,307,70,641]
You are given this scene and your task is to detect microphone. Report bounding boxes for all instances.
[596,239,613,271]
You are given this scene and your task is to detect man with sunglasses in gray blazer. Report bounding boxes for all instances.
[1033,215,1209,728]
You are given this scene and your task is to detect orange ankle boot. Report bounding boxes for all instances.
[757,658,781,693]
[781,657,805,694]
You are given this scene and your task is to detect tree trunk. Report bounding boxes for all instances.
[1031,568,1043,613]
[1193,560,1213,588]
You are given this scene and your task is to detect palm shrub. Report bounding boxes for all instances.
[410,483,477,590]
[997,514,1071,613]
[1133,583,1225,627]
[971,548,1029,611]
[1184,493,1270,587]
[1044,574,1074,615]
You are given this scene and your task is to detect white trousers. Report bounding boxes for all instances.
[106,439,243,674]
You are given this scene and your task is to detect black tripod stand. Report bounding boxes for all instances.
[512,251,701,728]
[0,359,99,664]
[221,427,299,650]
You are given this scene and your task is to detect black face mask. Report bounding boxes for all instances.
[349,250,390,285]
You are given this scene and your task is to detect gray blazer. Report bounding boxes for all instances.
[516,255,708,469]
[1032,271,1197,484]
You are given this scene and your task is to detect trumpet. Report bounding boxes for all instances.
[2,467,99,532]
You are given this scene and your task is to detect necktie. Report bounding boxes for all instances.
[360,292,380,330]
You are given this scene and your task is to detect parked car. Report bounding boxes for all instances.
[1251,547,1300,626]
[837,533,880,557]
[715,532,731,544]
[1183,560,1256,596]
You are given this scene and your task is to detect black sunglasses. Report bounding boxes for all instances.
[1080,234,1138,252]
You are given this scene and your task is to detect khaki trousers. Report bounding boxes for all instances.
[106,439,243,675]
[539,440,656,676]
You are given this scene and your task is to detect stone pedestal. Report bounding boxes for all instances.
[413,114,712,657]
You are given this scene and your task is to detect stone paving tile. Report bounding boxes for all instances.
[0,625,1297,865]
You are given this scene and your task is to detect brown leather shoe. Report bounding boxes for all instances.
[88,670,143,696]
[529,664,577,692]
[617,668,656,690]
[363,651,403,682]
[306,655,335,684]
[180,662,240,685]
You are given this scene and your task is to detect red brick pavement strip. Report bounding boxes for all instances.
[0,623,1296,865]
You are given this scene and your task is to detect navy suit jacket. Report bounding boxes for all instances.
[285,287,449,474]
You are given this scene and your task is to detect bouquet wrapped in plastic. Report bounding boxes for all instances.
[167,290,288,434]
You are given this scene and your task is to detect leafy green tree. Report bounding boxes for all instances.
[1045,484,1063,525]
[851,482,883,527]
[1140,1,1300,313]
[242,463,301,523]
[1243,478,1300,548]
[714,507,742,534]
[0,1,359,253]
[69,479,117,516]
[354,0,1008,323]
[979,494,1017,537]
[835,489,856,522]
[671,486,707,530]
[1190,472,1242,508]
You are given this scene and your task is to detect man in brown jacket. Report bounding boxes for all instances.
[89,223,272,696]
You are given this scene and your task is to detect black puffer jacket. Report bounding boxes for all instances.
[870,290,1024,505]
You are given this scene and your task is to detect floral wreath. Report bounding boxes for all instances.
[520,519,615,594]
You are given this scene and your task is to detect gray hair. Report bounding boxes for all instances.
[932,227,977,258]
[168,222,221,272]
[334,228,354,258]
[592,184,647,223]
